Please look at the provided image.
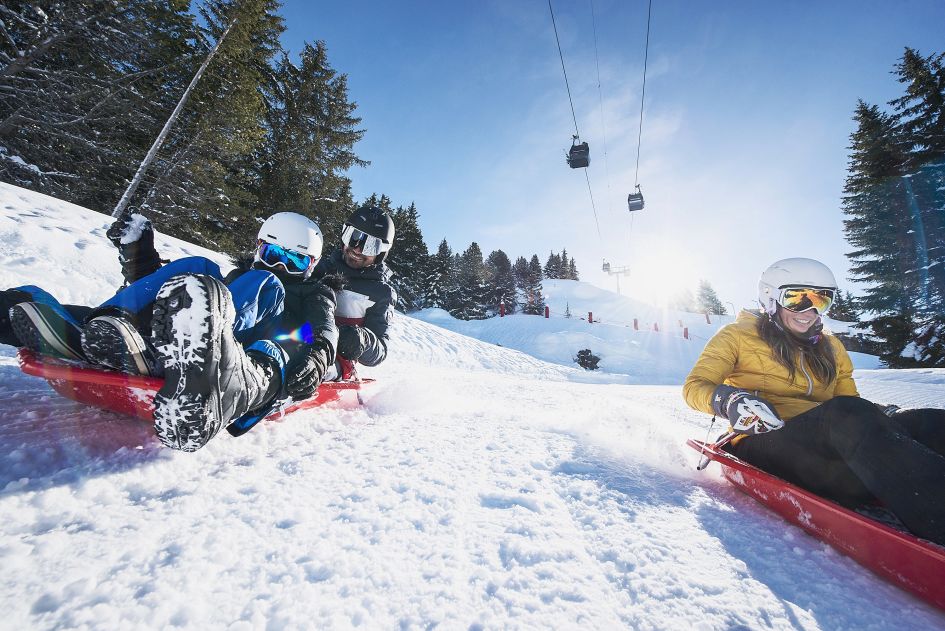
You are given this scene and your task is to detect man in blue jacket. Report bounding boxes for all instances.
[0,211,338,452]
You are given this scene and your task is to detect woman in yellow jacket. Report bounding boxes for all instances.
[684,257,945,545]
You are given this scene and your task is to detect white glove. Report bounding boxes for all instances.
[713,385,784,435]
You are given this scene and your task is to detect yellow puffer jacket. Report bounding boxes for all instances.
[683,310,858,421]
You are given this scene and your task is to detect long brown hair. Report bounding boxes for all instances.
[757,310,837,384]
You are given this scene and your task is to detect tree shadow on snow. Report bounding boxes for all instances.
[693,485,945,629]
[0,353,163,495]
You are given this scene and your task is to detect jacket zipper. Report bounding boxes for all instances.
[799,354,813,396]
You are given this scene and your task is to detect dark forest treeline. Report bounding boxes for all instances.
[366,194,579,319]
[842,47,945,366]
[0,0,362,254]
[0,0,580,322]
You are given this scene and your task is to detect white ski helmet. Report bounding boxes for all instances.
[758,257,837,316]
[255,212,323,279]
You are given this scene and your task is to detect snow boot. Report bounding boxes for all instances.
[0,288,31,346]
[81,313,162,376]
[8,300,86,360]
[151,274,282,452]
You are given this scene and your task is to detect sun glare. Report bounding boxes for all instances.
[616,240,702,307]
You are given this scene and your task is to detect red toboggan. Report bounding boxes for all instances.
[688,437,945,612]
[17,349,369,423]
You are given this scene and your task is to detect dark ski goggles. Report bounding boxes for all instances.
[778,287,835,315]
[257,241,314,274]
[341,224,391,257]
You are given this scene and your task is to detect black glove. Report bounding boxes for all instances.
[712,384,784,435]
[337,325,373,361]
[284,341,331,400]
[107,212,153,247]
[107,213,161,283]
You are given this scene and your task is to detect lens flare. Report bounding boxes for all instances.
[274,322,314,344]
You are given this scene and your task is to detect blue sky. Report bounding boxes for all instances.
[278,0,945,312]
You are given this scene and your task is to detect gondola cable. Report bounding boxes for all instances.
[548,0,580,139]
[626,0,652,255]
[589,0,613,216]
[633,0,652,192]
[548,0,602,239]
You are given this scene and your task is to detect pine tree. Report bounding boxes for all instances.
[450,242,488,320]
[426,239,454,310]
[842,100,917,362]
[543,251,561,279]
[521,254,546,315]
[828,290,860,323]
[484,249,517,315]
[446,252,464,316]
[387,202,429,311]
[257,40,364,232]
[568,258,579,280]
[889,48,945,364]
[697,280,726,315]
[512,255,530,303]
[136,0,285,255]
[890,48,945,169]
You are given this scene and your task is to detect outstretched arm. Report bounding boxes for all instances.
[349,285,396,366]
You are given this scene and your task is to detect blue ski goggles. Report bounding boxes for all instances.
[341,224,391,257]
[257,241,315,275]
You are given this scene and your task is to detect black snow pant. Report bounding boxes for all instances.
[729,396,945,546]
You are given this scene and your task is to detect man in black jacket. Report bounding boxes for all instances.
[1,211,338,452]
[314,206,397,379]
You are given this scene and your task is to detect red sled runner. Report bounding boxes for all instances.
[17,349,371,424]
[688,438,945,612]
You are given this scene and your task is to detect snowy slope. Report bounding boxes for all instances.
[1,182,944,630]
[411,285,882,383]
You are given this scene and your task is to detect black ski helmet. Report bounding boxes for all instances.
[342,205,395,264]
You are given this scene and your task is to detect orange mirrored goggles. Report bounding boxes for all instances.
[778,287,835,315]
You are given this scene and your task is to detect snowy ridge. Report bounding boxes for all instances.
[1,183,944,629]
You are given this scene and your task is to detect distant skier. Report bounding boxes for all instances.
[683,257,945,545]
[314,205,397,378]
[0,211,339,452]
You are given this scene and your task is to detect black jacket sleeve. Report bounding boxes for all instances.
[282,279,339,367]
[357,283,396,367]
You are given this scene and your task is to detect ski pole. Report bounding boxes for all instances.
[111,17,238,219]
[696,415,737,471]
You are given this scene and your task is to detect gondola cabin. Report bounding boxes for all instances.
[627,186,645,212]
[567,137,590,169]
